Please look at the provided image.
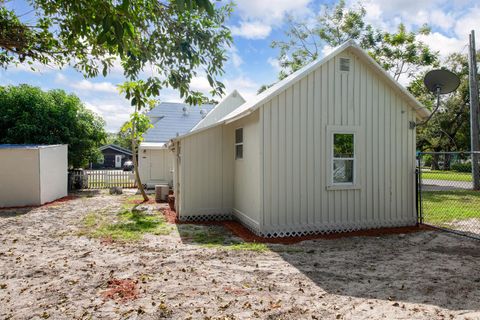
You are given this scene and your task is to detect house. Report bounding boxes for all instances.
[169,40,429,237]
[0,144,67,207]
[93,144,132,169]
[138,91,245,188]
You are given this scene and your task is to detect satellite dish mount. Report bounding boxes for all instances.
[417,69,460,126]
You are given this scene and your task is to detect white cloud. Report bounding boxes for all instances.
[454,6,480,40]
[231,21,272,40]
[189,76,212,93]
[71,79,119,93]
[227,45,243,68]
[230,0,312,39]
[267,57,281,72]
[418,32,466,56]
[224,76,260,101]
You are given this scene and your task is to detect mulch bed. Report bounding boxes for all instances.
[0,195,78,210]
[101,279,139,302]
[160,207,426,244]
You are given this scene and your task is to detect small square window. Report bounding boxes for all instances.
[235,128,243,160]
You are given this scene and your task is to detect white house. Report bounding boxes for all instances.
[139,91,245,188]
[170,40,429,237]
[0,144,68,208]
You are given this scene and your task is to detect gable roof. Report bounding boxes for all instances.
[191,90,246,131]
[220,40,429,124]
[142,102,215,143]
[172,40,429,143]
[99,144,132,155]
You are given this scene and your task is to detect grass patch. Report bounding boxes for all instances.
[178,224,268,252]
[422,170,472,182]
[81,207,172,241]
[422,190,480,225]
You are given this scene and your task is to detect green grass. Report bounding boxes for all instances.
[421,170,472,182]
[177,224,269,252]
[422,190,480,225]
[80,207,172,241]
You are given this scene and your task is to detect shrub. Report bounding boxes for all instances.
[451,162,472,172]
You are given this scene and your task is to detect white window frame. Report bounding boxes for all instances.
[235,127,244,160]
[326,125,362,190]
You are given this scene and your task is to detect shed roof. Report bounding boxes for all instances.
[142,102,215,143]
[0,144,65,150]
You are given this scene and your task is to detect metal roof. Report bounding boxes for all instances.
[0,144,65,149]
[220,40,429,124]
[142,102,215,143]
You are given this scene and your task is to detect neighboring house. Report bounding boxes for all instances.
[0,144,67,207]
[138,91,246,187]
[169,40,429,237]
[93,144,132,169]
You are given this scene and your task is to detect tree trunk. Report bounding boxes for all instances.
[431,154,440,170]
[131,113,148,201]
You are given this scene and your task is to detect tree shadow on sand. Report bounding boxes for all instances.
[271,231,480,311]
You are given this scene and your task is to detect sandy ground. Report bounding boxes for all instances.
[1,191,479,320]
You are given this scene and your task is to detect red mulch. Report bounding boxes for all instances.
[128,198,158,205]
[101,278,139,302]
[160,207,427,244]
[0,195,78,210]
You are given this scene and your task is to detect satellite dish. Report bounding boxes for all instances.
[424,69,460,94]
[416,69,460,127]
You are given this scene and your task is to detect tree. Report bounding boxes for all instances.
[271,0,377,80]
[0,84,107,168]
[369,24,438,81]
[269,0,437,82]
[1,0,233,200]
[410,53,475,156]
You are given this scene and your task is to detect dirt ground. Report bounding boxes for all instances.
[1,191,479,320]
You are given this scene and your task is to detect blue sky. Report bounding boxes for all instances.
[1,0,479,131]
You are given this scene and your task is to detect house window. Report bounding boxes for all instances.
[332,133,355,184]
[235,128,243,160]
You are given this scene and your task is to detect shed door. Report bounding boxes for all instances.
[115,155,122,168]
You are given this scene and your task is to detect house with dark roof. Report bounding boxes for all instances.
[93,144,132,169]
[139,91,245,187]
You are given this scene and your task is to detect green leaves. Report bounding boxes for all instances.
[0,85,107,168]
[2,0,231,107]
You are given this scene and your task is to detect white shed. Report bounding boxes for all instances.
[171,40,428,237]
[0,144,68,208]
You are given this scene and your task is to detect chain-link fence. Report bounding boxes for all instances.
[417,152,480,239]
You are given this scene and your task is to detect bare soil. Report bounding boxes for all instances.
[1,190,479,320]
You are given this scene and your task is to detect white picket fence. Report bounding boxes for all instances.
[70,170,137,189]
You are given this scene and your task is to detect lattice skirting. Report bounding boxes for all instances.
[258,219,418,238]
[179,212,417,238]
[178,213,233,222]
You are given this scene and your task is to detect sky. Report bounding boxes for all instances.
[1,0,480,132]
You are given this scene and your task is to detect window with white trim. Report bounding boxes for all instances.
[332,133,355,184]
[235,128,243,160]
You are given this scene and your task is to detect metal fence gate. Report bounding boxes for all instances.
[417,151,480,240]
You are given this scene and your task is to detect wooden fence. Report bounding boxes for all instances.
[69,170,137,189]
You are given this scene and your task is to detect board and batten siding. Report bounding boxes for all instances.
[178,125,234,218]
[260,49,417,236]
[227,110,262,231]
